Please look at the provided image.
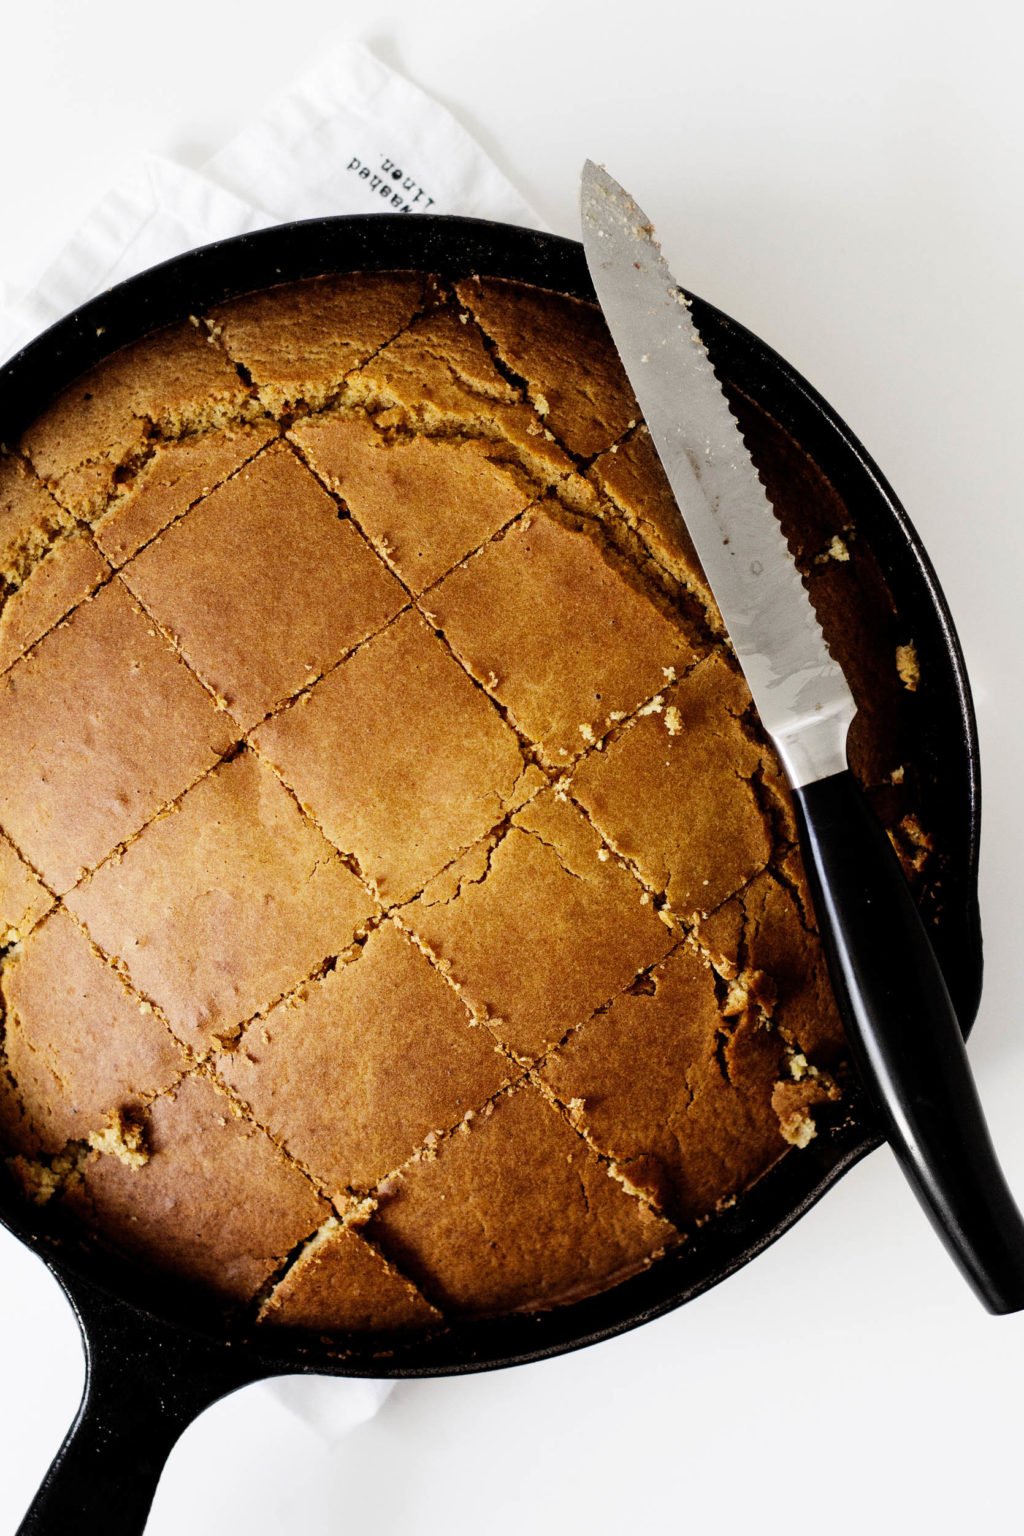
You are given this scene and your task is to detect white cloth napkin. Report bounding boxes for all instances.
[0,38,541,1440]
[0,39,542,364]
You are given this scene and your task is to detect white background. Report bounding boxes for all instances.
[2,1,1023,1532]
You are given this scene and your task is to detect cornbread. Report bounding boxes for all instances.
[0,271,928,1328]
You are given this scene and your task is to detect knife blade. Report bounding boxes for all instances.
[579,161,854,790]
[580,159,1024,1313]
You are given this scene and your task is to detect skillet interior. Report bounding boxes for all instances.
[0,215,982,1383]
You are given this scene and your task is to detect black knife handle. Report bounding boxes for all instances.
[792,769,1024,1313]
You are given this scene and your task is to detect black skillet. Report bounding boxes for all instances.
[0,215,982,1534]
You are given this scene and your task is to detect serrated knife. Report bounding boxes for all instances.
[580,159,1024,1313]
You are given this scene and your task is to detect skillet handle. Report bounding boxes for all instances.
[792,769,1024,1313]
[17,1274,264,1535]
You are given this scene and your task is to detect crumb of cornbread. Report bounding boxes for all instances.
[6,1147,85,1205]
[771,1075,841,1147]
[896,641,920,691]
[87,1108,151,1168]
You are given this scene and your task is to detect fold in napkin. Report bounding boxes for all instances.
[0,38,540,1440]
[0,39,542,365]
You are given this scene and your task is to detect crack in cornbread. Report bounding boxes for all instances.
[0,272,931,1327]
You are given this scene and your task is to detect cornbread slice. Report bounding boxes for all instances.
[66,750,376,1048]
[0,579,235,892]
[422,507,697,762]
[259,1218,440,1330]
[456,277,640,459]
[120,443,406,728]
[540,942,789,1224]
[254,608,539,906]
[368,1081,674,1315]
[400,793,675,1059]
[571,652,772,918]
[0,907,184,1156]
[70,1073,329,1303]
[93,421,278,565]
[0,453,75,589]
[208,272,427,415]
[20,323,260,518]
[0,530,111,675]
[347,308,573,490]
[0,831,52,945]
[292,411,537,594]
[219,921,509,1195]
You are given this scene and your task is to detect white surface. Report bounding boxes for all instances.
[2,2,1023,1531]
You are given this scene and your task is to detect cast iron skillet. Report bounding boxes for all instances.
[0,216,982,1534]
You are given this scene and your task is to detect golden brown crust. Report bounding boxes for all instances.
[345,307,574,490]
[0,832,52,945]
[571,653,772,919]
[541,941,790,1225]
[0,530,111,675]
[254,608,534,906]
[209,273,427,414]
[367,1080,675,1315]
[455,277,639,459]
[20,322,260,517]
[0,269,928,1331]
[120,442,406,729]
[1,453,76,589]
[65,750,376,1048]
[93,422,278,565]
[421,507,697,763]
[291,409,537,594]
[0,907,185,1155]
[0,579,236,892]
[696,870,845,1066]
[399,793,675,1059]
[219,921,510,1195]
